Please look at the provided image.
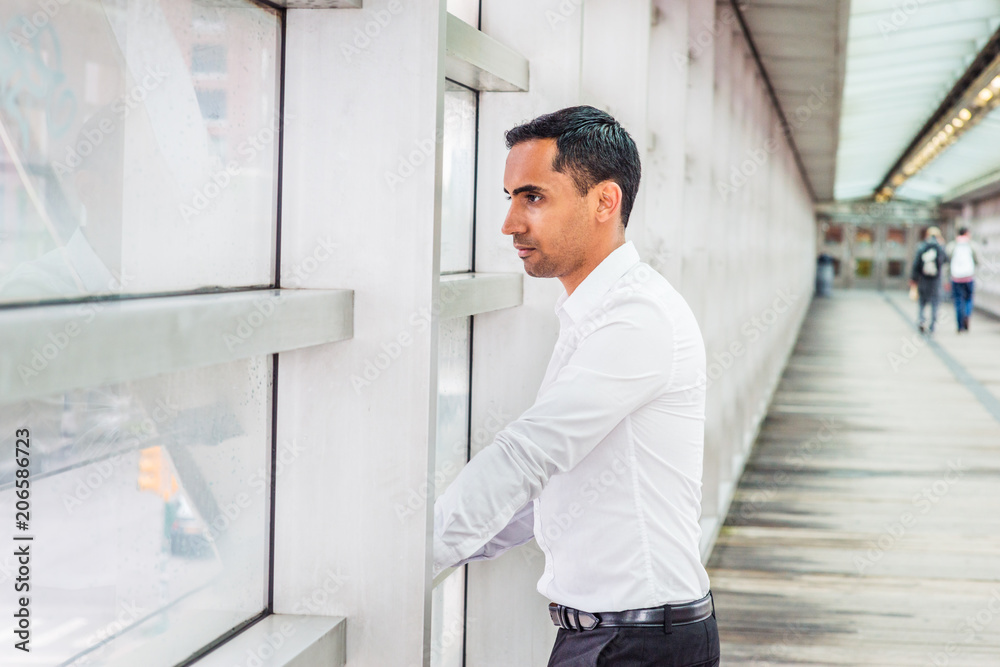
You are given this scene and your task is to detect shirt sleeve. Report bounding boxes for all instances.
[442,501,535,570]
[432,304,675,574]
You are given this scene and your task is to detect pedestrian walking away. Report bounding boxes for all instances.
[945,226,980,333]
[909,226,946,335]
[433,106,720,667]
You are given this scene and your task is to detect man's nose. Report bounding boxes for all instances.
[501,207,523,236]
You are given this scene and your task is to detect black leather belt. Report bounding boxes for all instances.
[548,592,714,633]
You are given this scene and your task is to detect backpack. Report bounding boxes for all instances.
[920,244,939,278]
[950,242,975,279]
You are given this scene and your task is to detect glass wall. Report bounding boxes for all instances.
[0,0,280,304]
[430,80,478,667]
[0,1,281,664]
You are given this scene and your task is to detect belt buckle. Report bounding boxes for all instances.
[549,603,601,631]
[576,610,601,631]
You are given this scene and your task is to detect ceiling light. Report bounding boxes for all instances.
[992,75,1000,90]
[978,87,994,102]
[953,117,965,128]
[944,124,954,134]
[958,108,972,121]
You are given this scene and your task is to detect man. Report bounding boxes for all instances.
[433,106,718,666]
[909,226,946,335]
[945,226,980,332]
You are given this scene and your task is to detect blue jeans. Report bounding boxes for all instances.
[952,281,974,330]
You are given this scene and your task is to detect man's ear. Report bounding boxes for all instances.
[594,181,623,225]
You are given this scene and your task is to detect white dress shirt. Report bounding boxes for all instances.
[433,241,711,612]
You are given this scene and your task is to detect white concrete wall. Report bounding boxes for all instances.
[956,195,1000,317]
[269,1,815,665]
[275,3,445,667]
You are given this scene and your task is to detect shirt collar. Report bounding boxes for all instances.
[556,241,641,323]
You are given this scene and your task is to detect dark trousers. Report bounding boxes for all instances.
[547,616,720,667]
[952,281,974,330]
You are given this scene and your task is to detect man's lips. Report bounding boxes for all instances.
[515,245,535,258]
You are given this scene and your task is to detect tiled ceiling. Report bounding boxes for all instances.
[834,0,1000,201]
[739,0,851,201]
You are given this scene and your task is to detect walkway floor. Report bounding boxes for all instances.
[707,290,1000,666]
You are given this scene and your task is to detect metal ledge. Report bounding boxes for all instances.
[266,1,361,7]
[445,13,529,92]
[0,289,353,404]
[194,615,346,667]
[438,272,523,320]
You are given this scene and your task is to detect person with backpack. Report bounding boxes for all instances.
[946,226,981,332]
[909,226,946,334]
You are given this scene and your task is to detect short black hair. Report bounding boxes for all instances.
[504,106,641,228]
[958,226,969,236]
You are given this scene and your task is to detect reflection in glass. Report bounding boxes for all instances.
[855,258,873,278]
[431,568,466,667]
[887,227,906,247]
[0,356,271,666]
[436,317,471,500]
[0,0,281,305]
[441,82,477,274]
[854,227,874,246]
[888,259,904,277]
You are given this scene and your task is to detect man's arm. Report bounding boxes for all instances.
[440,501,535,569]
[432,304,675,574]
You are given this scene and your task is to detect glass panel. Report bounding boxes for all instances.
[0,0,281,305]
[855,258,873,278]
[854,227,874,246]
[888,259,904,277]
[0,356,271,666]
[435,317,471,500]
[447,0,480,27]
[431,568,466,667]
[440,82,477,274]
[831,257,841,277]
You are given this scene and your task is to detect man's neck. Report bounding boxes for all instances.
[560,239,627,296]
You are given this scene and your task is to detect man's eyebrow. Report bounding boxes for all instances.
[504,184,546,196]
